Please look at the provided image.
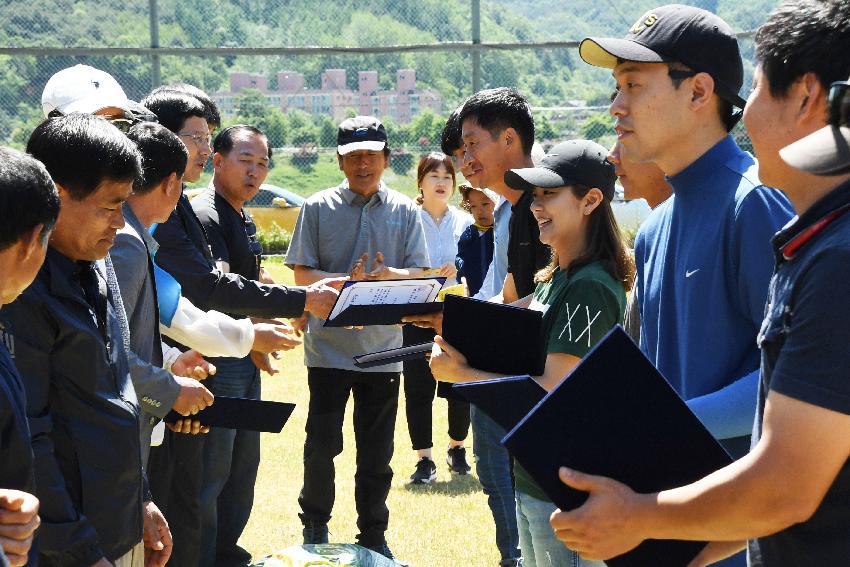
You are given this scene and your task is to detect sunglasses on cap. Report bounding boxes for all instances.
[828,80,850,128]
[47,108,141,133]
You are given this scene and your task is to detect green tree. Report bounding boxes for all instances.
[580,111,615,142]
[235,89,288,147]
[537,114,557,142]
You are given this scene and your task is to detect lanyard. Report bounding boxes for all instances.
[780,203,850,260]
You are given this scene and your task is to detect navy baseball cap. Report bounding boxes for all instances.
[580,4,747,109]
[504,140,617,200]
[337,116,387,155]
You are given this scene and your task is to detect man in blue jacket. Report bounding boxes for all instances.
[1,114,171,567]
[0,146,55,566]
[580,6,793,454]
[578,8,793,565]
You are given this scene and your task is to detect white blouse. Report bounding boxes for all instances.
[418,205,473,284]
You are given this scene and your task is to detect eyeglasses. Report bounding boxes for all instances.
[828,80,850,128]
[178,131,212,148]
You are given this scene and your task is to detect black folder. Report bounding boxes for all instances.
[353,341,434,369]
[442,295,546,376]
[452,376,545,432]
[325,301,443,328]
[502,326,733,567]
[324,278,446,328]
[164,397,296,433]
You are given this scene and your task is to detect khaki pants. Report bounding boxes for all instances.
[113,542,143,567]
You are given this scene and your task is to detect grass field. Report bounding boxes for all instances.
[238,258,501,566]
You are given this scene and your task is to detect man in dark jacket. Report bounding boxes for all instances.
[1,114,171,567]
[0,146,55,566]
[142,88,341,566]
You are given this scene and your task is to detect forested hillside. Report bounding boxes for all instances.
[0,0,778,144]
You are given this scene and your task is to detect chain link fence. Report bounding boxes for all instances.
[0,0,774,195]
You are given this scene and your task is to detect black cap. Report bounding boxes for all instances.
[579,4,746,109]
[504,140,617,200]
[337,115,387,155]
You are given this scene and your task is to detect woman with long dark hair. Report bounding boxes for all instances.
[431,140,634,567]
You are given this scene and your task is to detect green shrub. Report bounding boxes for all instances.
[257,222,291,255]
[389,150,414,175]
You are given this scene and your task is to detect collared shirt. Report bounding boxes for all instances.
[474,196,512,300]
[749,178,850,567]
[418,205,472,285]
[286,179,429,371]
[508,191,551,299]
[0,247,144,565]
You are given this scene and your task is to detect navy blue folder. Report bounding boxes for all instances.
[164,397,296,433]
[502,326,733,567]
[452,376,545,432]
[442,295,546,376]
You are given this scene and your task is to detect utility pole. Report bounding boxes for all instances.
[149,0,161,88]
[471,0,481,93]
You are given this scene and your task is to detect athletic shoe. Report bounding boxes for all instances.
[446,445,471,474]
[409,457,437,484]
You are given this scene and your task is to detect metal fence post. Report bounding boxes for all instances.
[471,0,481,93]
[149,0,161,89]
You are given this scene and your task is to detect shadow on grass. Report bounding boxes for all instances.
[402,473,483,496]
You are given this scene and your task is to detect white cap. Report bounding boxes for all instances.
[41,64,131,118]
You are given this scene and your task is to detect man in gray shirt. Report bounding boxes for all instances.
[286,116,428,561]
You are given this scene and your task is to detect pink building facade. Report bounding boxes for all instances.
[213,68,443,124]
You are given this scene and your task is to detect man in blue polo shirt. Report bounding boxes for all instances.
[549,2,850,566]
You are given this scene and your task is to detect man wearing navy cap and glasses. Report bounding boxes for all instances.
[549,2,850,566]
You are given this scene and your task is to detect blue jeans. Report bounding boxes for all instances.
[516,490,605,567]
[199,355,261,567]
[470,405,521,564]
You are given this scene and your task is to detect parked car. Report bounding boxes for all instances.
[185,183,304,234]
[244,184,304,234]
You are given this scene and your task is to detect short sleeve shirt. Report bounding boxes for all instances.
[285,180,429,372]
[508,191,551,298]
[515,262,626,500]
[749,179,850,566]
[192,188,262,283]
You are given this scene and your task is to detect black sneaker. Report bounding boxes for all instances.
[409,457,437,484]
[446,446,471,474]
[302,521,328,544]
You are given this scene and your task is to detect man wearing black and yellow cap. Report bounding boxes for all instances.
[581,0,792,480]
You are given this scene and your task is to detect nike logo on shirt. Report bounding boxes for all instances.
[685,269,700,278]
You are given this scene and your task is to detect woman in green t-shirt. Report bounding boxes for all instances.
[431,140,634,567]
